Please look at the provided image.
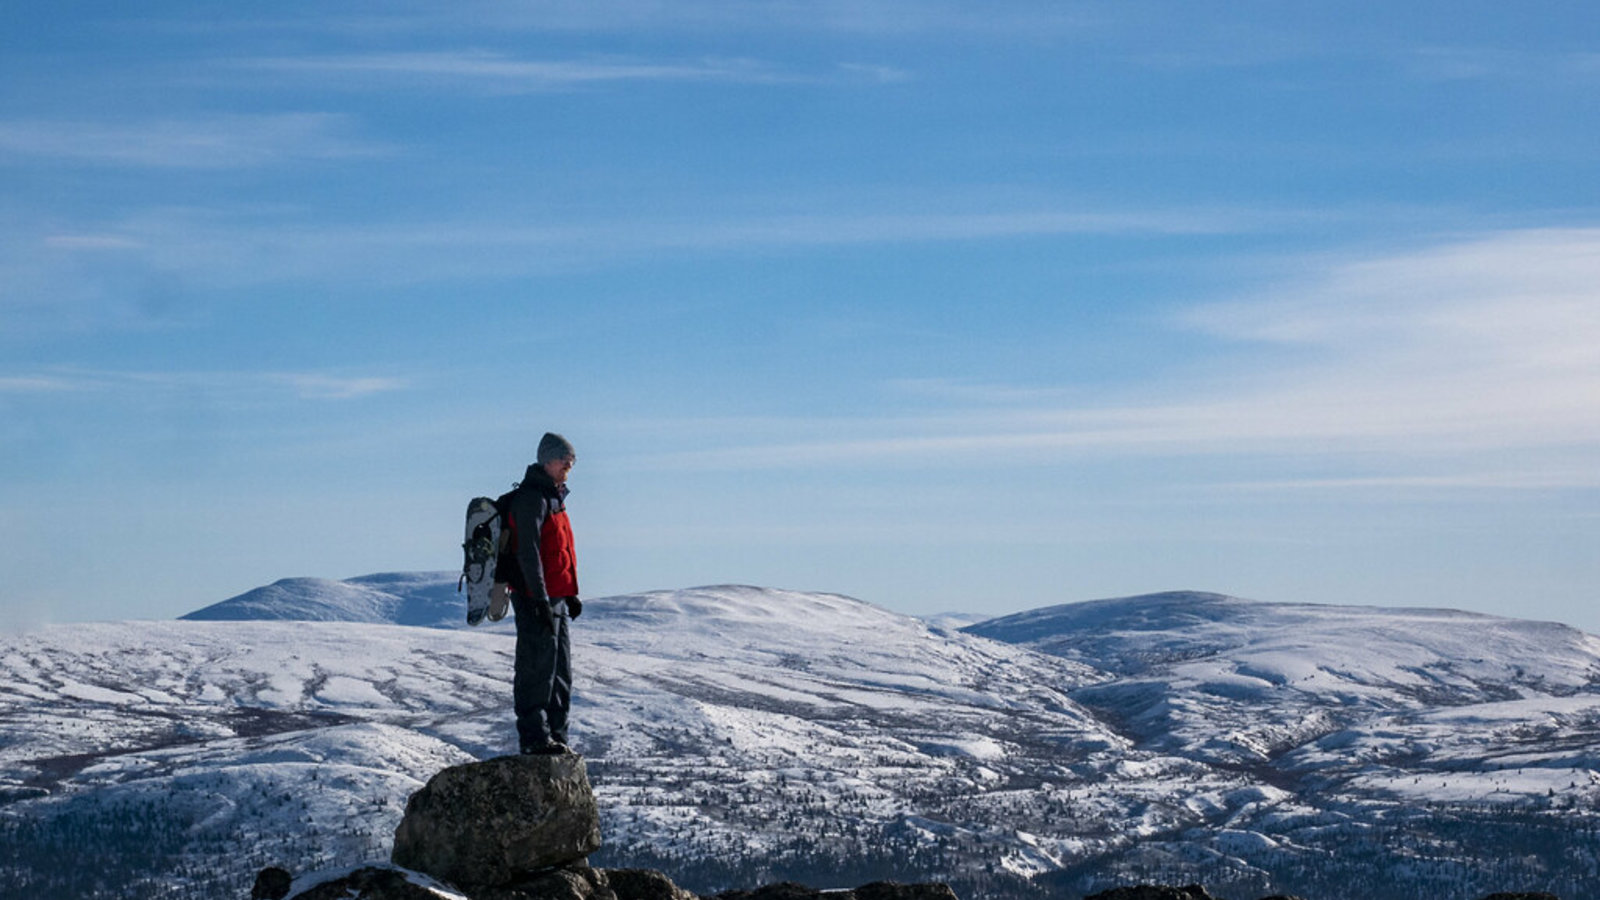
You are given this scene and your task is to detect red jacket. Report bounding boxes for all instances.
[499,464,578,600]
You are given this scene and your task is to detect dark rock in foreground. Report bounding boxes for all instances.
[1084,886,1217,900]
[287,865,461,899]
[713,882,959,900]
[720,877,953,896]
[285,864,609,900]
[391,753,602,890]
[253,866,293,899]
[605,868,699,900]
[470,864,614,900]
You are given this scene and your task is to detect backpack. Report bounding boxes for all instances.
[459,496,509,626]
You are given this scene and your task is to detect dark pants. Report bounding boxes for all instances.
[511,593,572,749]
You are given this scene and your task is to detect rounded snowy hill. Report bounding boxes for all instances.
[181,571,485,630]
[967,590,1600,765]
[965,589,1600,685]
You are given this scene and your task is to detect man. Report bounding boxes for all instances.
[496,432,583,755]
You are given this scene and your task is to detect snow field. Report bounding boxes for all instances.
[6,583,1600,899]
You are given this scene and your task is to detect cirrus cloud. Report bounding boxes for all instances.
[642,228,1600,486]
[0,114,386,169]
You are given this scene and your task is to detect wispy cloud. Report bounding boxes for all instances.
[0,375,85,394]
[0,369,408,402]
[835,62,913,84]
[236,51,823,92]
[1405,46,1600,84]
[267,373,408,400]
[1177,227,1600,453]
[648,208,1265,246]
[1207,468,1600,492]
[41,234,147,250]
[2,203,1285,323]
[0,114,385,169]
[362,0,1096,39]
[640,228,1600,486]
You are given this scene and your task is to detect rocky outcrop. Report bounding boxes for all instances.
[1084,887,1217,900]
[470,864,614,900]
[391,752,602,890]
[286,865,462,899]
[605,868,699,900]
[713,883,959,900]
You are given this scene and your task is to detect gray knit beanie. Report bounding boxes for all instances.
[537,432,576,464]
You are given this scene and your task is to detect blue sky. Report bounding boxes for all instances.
[3,1,1598,630]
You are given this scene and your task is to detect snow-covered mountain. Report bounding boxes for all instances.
[969,590,1600,764]
[4,579,1599,900]
[181,571,484,630]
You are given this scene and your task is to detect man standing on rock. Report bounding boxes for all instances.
[496,432,582,755]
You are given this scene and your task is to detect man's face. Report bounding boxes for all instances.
[543,456,574,486]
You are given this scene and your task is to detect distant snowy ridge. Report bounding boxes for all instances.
[181,571,493,630]
[967,589,1600,713]
[181,571,996,636]
[968,589,1600,765]
[966,589,1599,677]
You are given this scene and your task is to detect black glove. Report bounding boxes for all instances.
[566,596,583,620]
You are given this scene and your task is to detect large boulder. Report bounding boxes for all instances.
[391,753,603,889]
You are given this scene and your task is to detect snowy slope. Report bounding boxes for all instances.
[967,590,1600,690]
[181,571,485,630]
[0,586,1131,899]
[968,590,1600,765]
[966,590,1600,898]
[5,581,1600,900]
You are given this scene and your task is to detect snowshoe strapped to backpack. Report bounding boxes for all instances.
[459,496,505,626]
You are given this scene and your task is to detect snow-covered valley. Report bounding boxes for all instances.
[4,578,1599,899]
